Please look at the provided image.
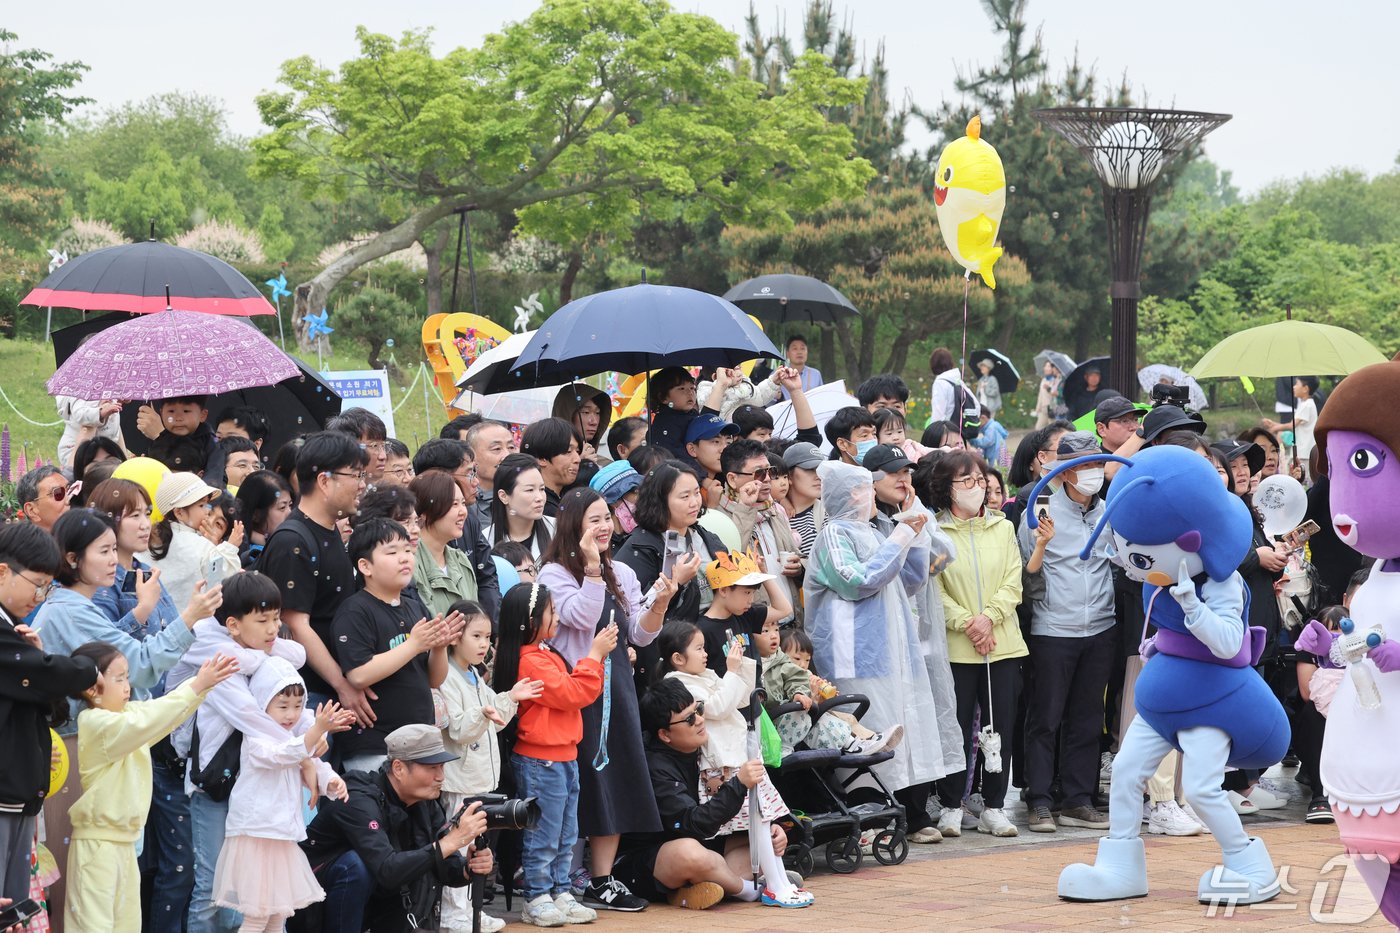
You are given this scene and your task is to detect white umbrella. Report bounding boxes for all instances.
[768,380,859,454]
[450,385,559,425]
[1138,364,1209,410]
[456,330,570,395]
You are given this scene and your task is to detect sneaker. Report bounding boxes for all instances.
[667,881,725,911]
[1180,801,1211,833]
[1227,790,1259,815]
[907,825,943,844]
[521,894,567,927]
[1244,785,1288,810]
[1147,800,1203,836]
[761,885,814,908]
[977,807,1018,837]
[880,723,906,750]
[845,734,892,756]
[1306,797,1335,824]
[962,792,984,830]
[1257,777,1292,801]
[858,827,878,854]
[552,893,597,924]
[1058,805,1111,829]
[569,866,592,897]
[1099,751,1115,784]
[1141,799,1152,824]
[444,914,506,933]
[936,807,963,838]
[580,877,647,912]
[1028,805,1057,833]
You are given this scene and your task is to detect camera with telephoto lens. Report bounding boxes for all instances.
[444,793,542,834]
[1149,383,1189,409]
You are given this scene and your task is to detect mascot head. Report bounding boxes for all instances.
[1315,353,1400,561]
[1028,444,1253,586]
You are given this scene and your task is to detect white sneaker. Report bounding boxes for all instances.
[961,792,984,830]
[977,807,1018,837]
[443,914,506,933]
[522,894,567,927]
[1147,800,1203,836]
[907,825,943,844]
[553,892,598,924]
[845,734,891,756]
[879,724,905,751]
[1180,801,1212,833]
[937,807,963,838]
[1227,790,1259,815]
[1244,785,1288,810]
[1257,777,1292,802]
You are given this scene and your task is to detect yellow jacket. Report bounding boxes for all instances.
[936,509,1027,665]
[71,681,207,843]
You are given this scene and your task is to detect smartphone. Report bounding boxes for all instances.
[660,530,684,580]
[0,899,42,928]
[1284,519,1322,551]
[1035,491,1053,521]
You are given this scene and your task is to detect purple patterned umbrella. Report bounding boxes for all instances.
[46,308,298,400]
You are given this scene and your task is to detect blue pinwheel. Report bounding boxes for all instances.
[264,272,291,302]
[305,308,334,339]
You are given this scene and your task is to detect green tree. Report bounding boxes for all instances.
[256,204,295,263]
[0,30,89,253]
[723,187,1030,385]
[252,0,875,347]
[83,143,243,239]
[334,285,420,372]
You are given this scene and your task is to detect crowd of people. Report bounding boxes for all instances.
[0,341,1353,933]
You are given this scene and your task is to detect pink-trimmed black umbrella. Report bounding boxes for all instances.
[22,240,275,316]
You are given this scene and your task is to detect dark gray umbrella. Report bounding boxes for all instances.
[722,274,859,324]
[969,348,1021,394]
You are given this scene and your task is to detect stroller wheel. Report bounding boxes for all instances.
[871,829,908,865]
[825,835,863,873]
[784,843,815,879]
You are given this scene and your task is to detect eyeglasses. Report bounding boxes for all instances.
[360,441,386,454]
[329,470,368,484]
[736,467,776,481]
[668,701,705,728]
[455,467,479,482]
[12,569,56,602]
[384,466,414,479]
[48,481,81,503]
[952,474,988,489]
[516,563,538,576]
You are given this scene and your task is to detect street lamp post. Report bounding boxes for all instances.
[1033,108,1231,400]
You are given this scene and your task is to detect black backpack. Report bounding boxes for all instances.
[941,377,981,438]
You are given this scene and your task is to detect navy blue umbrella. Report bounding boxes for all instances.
[497,283,782,390]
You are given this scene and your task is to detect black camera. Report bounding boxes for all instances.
[447,793,541,834]
[1149,383,1189,409]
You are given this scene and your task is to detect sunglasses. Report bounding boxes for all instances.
[736,467,776,481]
[668,700,705,727]
[50,481,81,503]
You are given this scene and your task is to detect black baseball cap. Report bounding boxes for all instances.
[1141,405,1205,442]
[862,443,914,474]
[1095,395,1144,425]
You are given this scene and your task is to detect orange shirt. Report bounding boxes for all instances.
[512,643,604,762]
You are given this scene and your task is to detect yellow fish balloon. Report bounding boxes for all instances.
[933,115,1006,289]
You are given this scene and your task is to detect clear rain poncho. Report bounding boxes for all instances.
[802,461,953,791]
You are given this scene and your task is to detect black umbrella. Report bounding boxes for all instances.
[23,240,275,316]
[51,317,340,460]
[722,274,859,324]
[1063,356,1112,421]
[969,348,1021,394]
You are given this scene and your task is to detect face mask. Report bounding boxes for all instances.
[854,438,878,463]
[615,499,637,534]
[952,487,985,513]
[1070,467,1105,496]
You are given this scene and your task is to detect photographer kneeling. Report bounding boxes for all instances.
[300,724,494,933]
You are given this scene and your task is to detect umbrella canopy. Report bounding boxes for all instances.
[1033,349,1076,378]
[502,283,781,389]
[23,241,275,316]
[1190,319,1387,378]
[47,308,297,399]
[449,385,558,426]
[767,381,859,454]
[456,330,562,396]
[969,348,1021,394]
[1138,363,1208,410]
[722,274,859,324]
[1063,356,1111,420]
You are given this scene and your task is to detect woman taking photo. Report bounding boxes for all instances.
[538,487,676,913]
[410,470,478,617]
[485,453,555,559]
[235,470,295,568]
[929,451,1027,839]
[615,462,712,686]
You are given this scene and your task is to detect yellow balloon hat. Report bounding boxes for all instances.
[48,728,68,798]
[112,457,171,522]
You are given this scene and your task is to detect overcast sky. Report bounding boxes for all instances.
[8,0,1398,194]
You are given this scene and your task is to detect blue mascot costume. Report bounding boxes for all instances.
[1025,446,1290,905]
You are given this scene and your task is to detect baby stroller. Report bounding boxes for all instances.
[764,693,908,875]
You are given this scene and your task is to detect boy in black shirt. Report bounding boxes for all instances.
[697,551,792,682]
[258,432,366,718]
[333,519,463,770]
[145,394,218,472]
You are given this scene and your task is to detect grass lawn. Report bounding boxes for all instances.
[0,336,451,474]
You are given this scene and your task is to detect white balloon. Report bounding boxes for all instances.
[1254,474,1308,538]
[1091,121,1163,189]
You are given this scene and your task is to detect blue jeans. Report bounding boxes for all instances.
[144,756,195,932]
[511,754,579,900]
[317,849,372,933]
[187,790,241,933]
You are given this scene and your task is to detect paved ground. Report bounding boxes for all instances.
[491,764,1390,930]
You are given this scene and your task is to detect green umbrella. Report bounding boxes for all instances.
[1190,319,1386,378]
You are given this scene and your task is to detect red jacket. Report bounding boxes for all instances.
[513,644,604,762]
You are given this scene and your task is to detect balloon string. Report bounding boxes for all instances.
[961,273,971,384]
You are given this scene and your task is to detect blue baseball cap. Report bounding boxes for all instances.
[685,413,739,445]
[589,460,643,504]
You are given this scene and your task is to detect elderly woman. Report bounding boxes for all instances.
[803,461,946,828]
